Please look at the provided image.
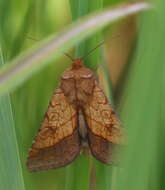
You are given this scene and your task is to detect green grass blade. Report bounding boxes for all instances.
[0,46,25,190]
[0,2,150,96]
[94,58,116,190]
[114,1,165,190]
[65,1,91,189]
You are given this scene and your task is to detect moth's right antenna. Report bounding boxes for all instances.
[64,53,74,61]
[82,35,120,59]
[82,40,104,59]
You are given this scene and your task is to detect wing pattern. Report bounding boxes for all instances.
[27,88,80,172]
[84,83,122,164]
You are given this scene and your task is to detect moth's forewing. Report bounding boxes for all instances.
[88,130,116,164]
[84,82,122,164]
[27,130,80,172]
[27,88,80,172]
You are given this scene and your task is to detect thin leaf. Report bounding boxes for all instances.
[0,46,25,190]
[115,1,165,190]
[65,1,91,189]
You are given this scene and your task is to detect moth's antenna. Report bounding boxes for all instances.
[82,40,104,59]
[26,36,39,41]
[26,36,74,62]
[64,53,74,61]
[82,35,120,59]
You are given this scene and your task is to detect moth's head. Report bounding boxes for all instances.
[63,53,84,69]
[72,58,84,69]
[64,40,105,69]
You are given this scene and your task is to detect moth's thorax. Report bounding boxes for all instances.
[60,59,95,105]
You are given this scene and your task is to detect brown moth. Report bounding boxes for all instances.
[27,50,122,172]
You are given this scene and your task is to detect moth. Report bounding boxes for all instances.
[27,45,123,172]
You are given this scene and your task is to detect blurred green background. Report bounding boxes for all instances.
[0,0,164,190]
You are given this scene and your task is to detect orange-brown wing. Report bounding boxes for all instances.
[83,83,122,164]
[27,88,80,172]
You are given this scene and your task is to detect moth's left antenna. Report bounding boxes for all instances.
[26,36,39,41]
[64,53,74,61]
[26,37,74,62]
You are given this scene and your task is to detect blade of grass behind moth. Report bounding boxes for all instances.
[84,0,103,71]
[66,1,106,190]
[85,0,106,187]
[65,1,90,190]
[69,0,78,20]
[94,51,118,190]
[0,45,25,190]
[0,2,150,96]
[75,0,89,58]
[116,1,165,190]
[101,55,123,190]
